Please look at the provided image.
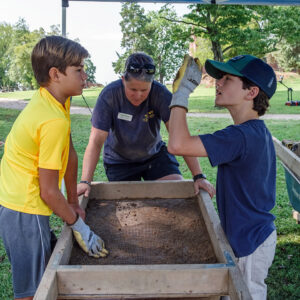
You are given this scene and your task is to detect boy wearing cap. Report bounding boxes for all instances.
[168,54,277,300]
[0,36,108,300]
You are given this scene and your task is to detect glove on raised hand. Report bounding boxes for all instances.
[70,216,109,258]
[170,54,202,111]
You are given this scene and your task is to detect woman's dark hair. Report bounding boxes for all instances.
[124,52,155,82]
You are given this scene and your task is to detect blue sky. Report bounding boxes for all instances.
[0,0,189,85]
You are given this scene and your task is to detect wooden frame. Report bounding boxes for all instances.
[34,181,251,300]
[273,137,300,179]
[273,137,300,223]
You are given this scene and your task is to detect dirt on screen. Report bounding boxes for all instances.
[69,197,217,265]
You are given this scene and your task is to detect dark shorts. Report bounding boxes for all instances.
[104,146,181,181]
[0,205,52,298]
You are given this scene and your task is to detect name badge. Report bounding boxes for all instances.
[117,112,133,122]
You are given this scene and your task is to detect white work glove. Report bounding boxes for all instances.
[170,54,202,111]
[70,216,109,258]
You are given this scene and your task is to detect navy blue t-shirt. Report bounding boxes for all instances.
[91,79,172,164]
[200,119,276,257]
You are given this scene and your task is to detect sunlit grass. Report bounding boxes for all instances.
[1,74,300,115]
[0,109,299,299]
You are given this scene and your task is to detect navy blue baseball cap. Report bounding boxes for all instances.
[205,55,277,99]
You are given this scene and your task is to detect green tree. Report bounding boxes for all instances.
[85,58,97,83]
[262,6,300,72]
[182,4,274,62]
[7,19,45,89]
[112,50,131,77]
[143,6,189,83]
[0,18,97,91]
[112,3,150,76]
[114,4,189,83]
[276,41,300,73]
[188,36,213,66]
[5,19,61,90]
[0,22,15,90]
[119,2,149,52]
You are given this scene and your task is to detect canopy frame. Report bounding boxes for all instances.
[61,0,300,36]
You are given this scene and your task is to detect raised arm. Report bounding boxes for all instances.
[167,55,208,157]
[167,116,207,158]
[167,55,215,198]
[77,126,108,197]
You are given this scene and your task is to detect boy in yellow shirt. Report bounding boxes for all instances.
[0,36,108,300]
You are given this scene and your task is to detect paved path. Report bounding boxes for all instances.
[1,98,300,120]
[189,112,300,120]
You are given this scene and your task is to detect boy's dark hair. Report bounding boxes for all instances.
[31,35,89,86]
[241,77,269,116]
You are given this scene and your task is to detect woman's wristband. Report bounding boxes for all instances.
[193,173,207,182]
[79,180,91,187]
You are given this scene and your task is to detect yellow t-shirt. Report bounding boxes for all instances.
[0,87,71,215]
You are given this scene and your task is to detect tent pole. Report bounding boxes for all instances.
[62,7,66,37]
[62,0,69,37]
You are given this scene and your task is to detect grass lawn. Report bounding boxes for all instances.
[1,73,300,115]
[0,107,299,299]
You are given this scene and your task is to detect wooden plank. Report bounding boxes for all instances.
[34,220,73,299]
[57,294,221,299]
[57,265,228,296]
[80,194,89,210]
[57,294,220,299]
[273,136,300,178]
[89,180,195,200]
[196,190,231,263]
[35,195,88,299]
[197,190,252,299]
[33,269,58,300]
[51,195,88,265]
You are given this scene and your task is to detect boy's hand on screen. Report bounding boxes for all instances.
[70,216,109,258]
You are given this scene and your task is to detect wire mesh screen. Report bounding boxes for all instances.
[69,198,217,265]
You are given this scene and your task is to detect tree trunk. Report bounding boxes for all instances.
[210,40,224,109]
[157,55,164,84]
[159,73,164,84]
[211,40,223,62]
